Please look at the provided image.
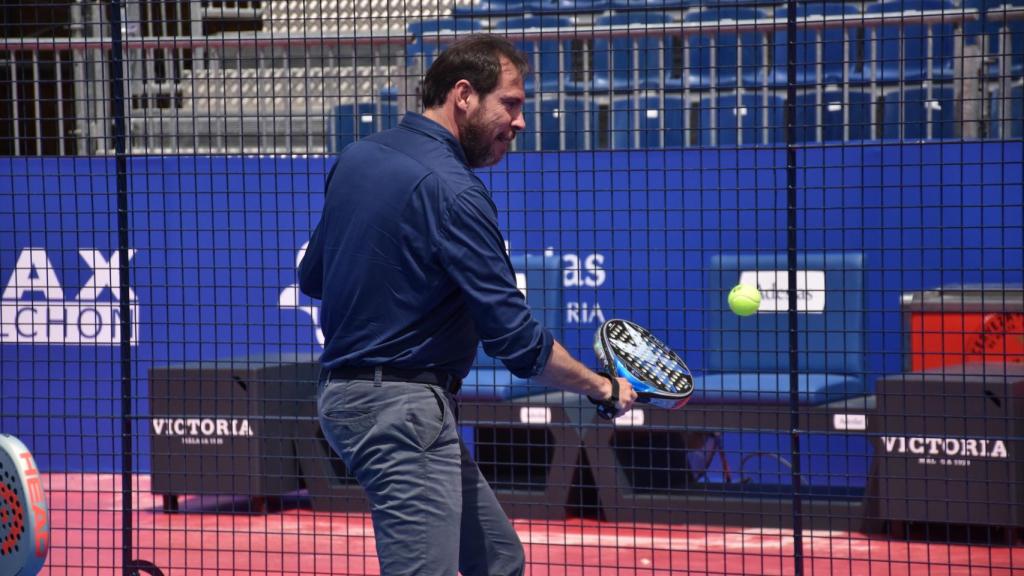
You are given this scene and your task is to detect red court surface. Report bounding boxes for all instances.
[41,474,1023,575]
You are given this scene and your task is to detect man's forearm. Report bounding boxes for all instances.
[532,339,608,399]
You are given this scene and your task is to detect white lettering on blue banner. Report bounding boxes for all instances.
[1,248,139,345]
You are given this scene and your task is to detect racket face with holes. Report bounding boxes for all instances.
[594,319,694,410]
[0,434,48,576]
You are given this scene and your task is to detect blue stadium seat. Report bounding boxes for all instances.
[795,90,873,142]
[406,18,486,69]
[769,2,862,86]
[499,15,575,94]
[694,252,867,405]
[407,17,486,39]
[519,96,587,150]
[592,12,678,91]
[333,102,377,152]
[881,85,955,140]
[679,0,783,4]
[640,94,686,148]
[682,7,769,90]
[525,0,613,13]
[696,93,784,147]
[1010,83,1024,138]
[593,96,633,149]
[609,0,691,9]
[861,0,956,83]
[453,0,528,17]
[460,254,564,401]
[404,40,434,70]
[333,93,402,152]
[379,87,400,131]
[661,95,687,148]
[987,82,1024,139]
[964,0,1024,79]
[594,95,686,149]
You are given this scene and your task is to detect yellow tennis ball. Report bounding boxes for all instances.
[728,284,761,316]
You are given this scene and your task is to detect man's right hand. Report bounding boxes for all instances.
[588,374,637,419]
[534,340,638,419]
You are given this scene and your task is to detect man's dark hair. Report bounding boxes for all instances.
[420,34,529,109]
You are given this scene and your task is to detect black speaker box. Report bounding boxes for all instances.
[870,363,1024,528]
[148,353,324,508]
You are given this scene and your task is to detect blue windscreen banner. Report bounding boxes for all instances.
[1,142,1021,471]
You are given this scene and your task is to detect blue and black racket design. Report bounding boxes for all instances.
[591,319,694,419]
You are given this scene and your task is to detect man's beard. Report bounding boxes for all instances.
[460,112,503,168]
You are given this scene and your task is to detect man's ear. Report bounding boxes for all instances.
[452,79,476,112]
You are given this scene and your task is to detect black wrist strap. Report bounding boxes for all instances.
[588,371,619,420]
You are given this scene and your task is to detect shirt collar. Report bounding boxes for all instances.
[399,112,469,167]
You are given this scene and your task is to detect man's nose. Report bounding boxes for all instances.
[511,109,526,132]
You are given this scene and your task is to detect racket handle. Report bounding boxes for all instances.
[588,372,619,420]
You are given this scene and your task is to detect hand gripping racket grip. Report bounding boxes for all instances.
[587,372,619,420]
[0,434,48,576]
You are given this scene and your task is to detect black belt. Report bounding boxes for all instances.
[327,366,461,394]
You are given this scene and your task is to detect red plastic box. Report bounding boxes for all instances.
[902,285,1024,371]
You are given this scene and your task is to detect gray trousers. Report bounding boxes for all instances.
[317,377,526,576]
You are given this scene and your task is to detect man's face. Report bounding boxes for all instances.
[459,57,527,168]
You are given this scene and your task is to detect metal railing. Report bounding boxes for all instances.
[2,5,1022,155]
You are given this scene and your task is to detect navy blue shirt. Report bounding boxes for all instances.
[299,112,554,380]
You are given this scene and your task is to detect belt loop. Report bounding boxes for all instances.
[374,366,383,387]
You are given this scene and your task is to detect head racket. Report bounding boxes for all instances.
[0,434,48,576]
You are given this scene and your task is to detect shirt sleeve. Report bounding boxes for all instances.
[298,222,324,300]
[298,161,340,299]
[437,185,554,378]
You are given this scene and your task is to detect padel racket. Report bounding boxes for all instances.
[0,434,48,576]
[591,319,694,419]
